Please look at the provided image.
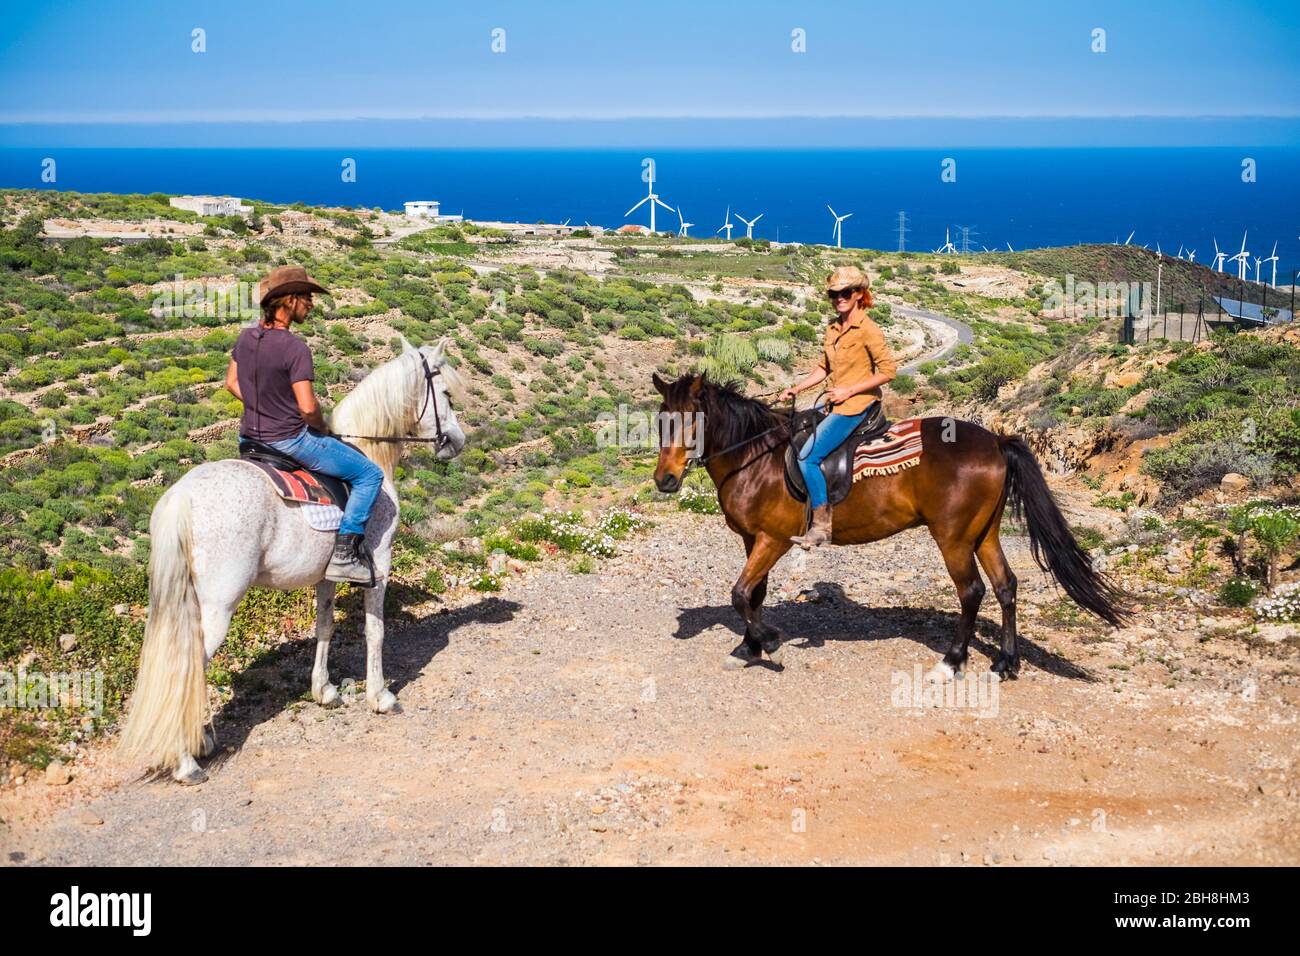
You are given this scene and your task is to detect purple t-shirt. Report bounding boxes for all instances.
[232,325,314,441]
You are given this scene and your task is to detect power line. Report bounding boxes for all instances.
[956,224,978,255]
[896,211,909,253]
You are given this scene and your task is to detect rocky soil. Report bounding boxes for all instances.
[3,493,1297,866]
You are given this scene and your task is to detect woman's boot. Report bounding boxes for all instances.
[790,504,833,550]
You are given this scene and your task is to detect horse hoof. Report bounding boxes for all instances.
[317,683,340,708]
[175,766,207,787]
[764,642,784,666]
[991,657,1020,681]
[927,661,955,684]
[369,689,398,714]
[723,646,759,670]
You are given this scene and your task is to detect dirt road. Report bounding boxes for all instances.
[3,506,1297,866]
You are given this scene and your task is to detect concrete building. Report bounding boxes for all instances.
[169,195,252,217]
[404,200,441,218]
[471,221,590,237]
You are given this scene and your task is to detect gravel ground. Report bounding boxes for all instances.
[3,505,1298,866]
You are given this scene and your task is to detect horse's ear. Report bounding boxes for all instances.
[687,374,704,396]
[651,372,668,396]
[431,337,448,361]
[399,334,417,355]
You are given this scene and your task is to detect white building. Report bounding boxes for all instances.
[170,195,252,217]
[404,200,441,219]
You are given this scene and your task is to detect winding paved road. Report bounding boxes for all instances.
[895,305,974,374]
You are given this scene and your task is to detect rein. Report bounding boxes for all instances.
[331,352,452,449]
[685,390,829,470]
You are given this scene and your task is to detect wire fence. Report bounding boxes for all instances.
[1120,268,1297,345]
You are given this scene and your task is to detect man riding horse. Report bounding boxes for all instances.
[779,266,898,549]
[224,265,384,584]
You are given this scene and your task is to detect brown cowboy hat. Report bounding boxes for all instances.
[258,265,329,304]
[825,265,871,292]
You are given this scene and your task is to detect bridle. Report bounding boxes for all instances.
[680,392,826,473]
[676,389,837,486]
[332,351,454,450]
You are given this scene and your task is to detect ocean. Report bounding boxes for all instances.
[3,147,1297,277]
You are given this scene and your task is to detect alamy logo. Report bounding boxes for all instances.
[49,886,151,936]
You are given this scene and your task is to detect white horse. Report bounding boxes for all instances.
[119,337,466,784]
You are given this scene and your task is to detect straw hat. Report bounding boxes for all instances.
[258,265,329,304]
[825,265,870,292]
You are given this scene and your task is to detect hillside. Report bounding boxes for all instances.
[0,189,1296,779]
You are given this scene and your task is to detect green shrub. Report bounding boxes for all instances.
[1218,577,1259,608]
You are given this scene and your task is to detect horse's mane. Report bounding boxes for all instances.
[331,341,464,477]
[664,373,787,458]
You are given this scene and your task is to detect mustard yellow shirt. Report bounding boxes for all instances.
[818,311,898,415]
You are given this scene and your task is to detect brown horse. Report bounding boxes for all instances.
[651,373,1129,678]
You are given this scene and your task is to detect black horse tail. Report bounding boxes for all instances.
[999,434,1130,627]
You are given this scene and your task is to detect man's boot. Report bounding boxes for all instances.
[325,532,375,587]
[790,504,833,550]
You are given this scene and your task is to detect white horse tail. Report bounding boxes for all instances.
[119,486,207,770]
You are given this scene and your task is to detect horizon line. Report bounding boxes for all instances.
[4,112,1300,126]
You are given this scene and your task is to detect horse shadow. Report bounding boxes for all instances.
[206,593,521,772]
[672,580,1097,682]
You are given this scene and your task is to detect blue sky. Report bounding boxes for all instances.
[1,1,1296,135]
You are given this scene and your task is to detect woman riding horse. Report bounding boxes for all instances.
[651,267,1128,676]
[779,266,897,549]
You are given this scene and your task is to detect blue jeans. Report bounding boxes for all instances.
[798,403,872,509]
[268,428,385,537]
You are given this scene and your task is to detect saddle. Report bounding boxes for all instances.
[239,438,351,510]
[783,402,892,507]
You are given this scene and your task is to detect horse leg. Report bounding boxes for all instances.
[731,535,763,663]
[727,532,790,668]
[977,534,1019,679]
[929,542,985,682]
[312,580,341,706]
[363,581,397,713]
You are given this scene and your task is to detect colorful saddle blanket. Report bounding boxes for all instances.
[852,417,924,479]
[238,438,351,513]
[244,459,344,506]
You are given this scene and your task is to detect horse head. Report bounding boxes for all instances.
[402,336,467,461]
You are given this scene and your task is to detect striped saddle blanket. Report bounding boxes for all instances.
[852,417,924,479]
[244,459,343,506]
[243,459,347,532]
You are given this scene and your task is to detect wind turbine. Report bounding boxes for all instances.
[1176,245,1185,259]
[827,205,851,248]
[1006,242,1014,252]
[675,206,694,238]
[1254,257,1263,284]
[1124,230,1135,246]
[716,205,734,241]
[1186,248,1196,264]
[736,212,763,240]
[561,219,571,227]
[1264,241,1279,287]
[624,168,674,234]
[934,227,957,255]
[1211,238,1226,272]
[1229,232,1250,281]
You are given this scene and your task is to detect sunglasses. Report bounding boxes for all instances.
[827,288,858,300]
